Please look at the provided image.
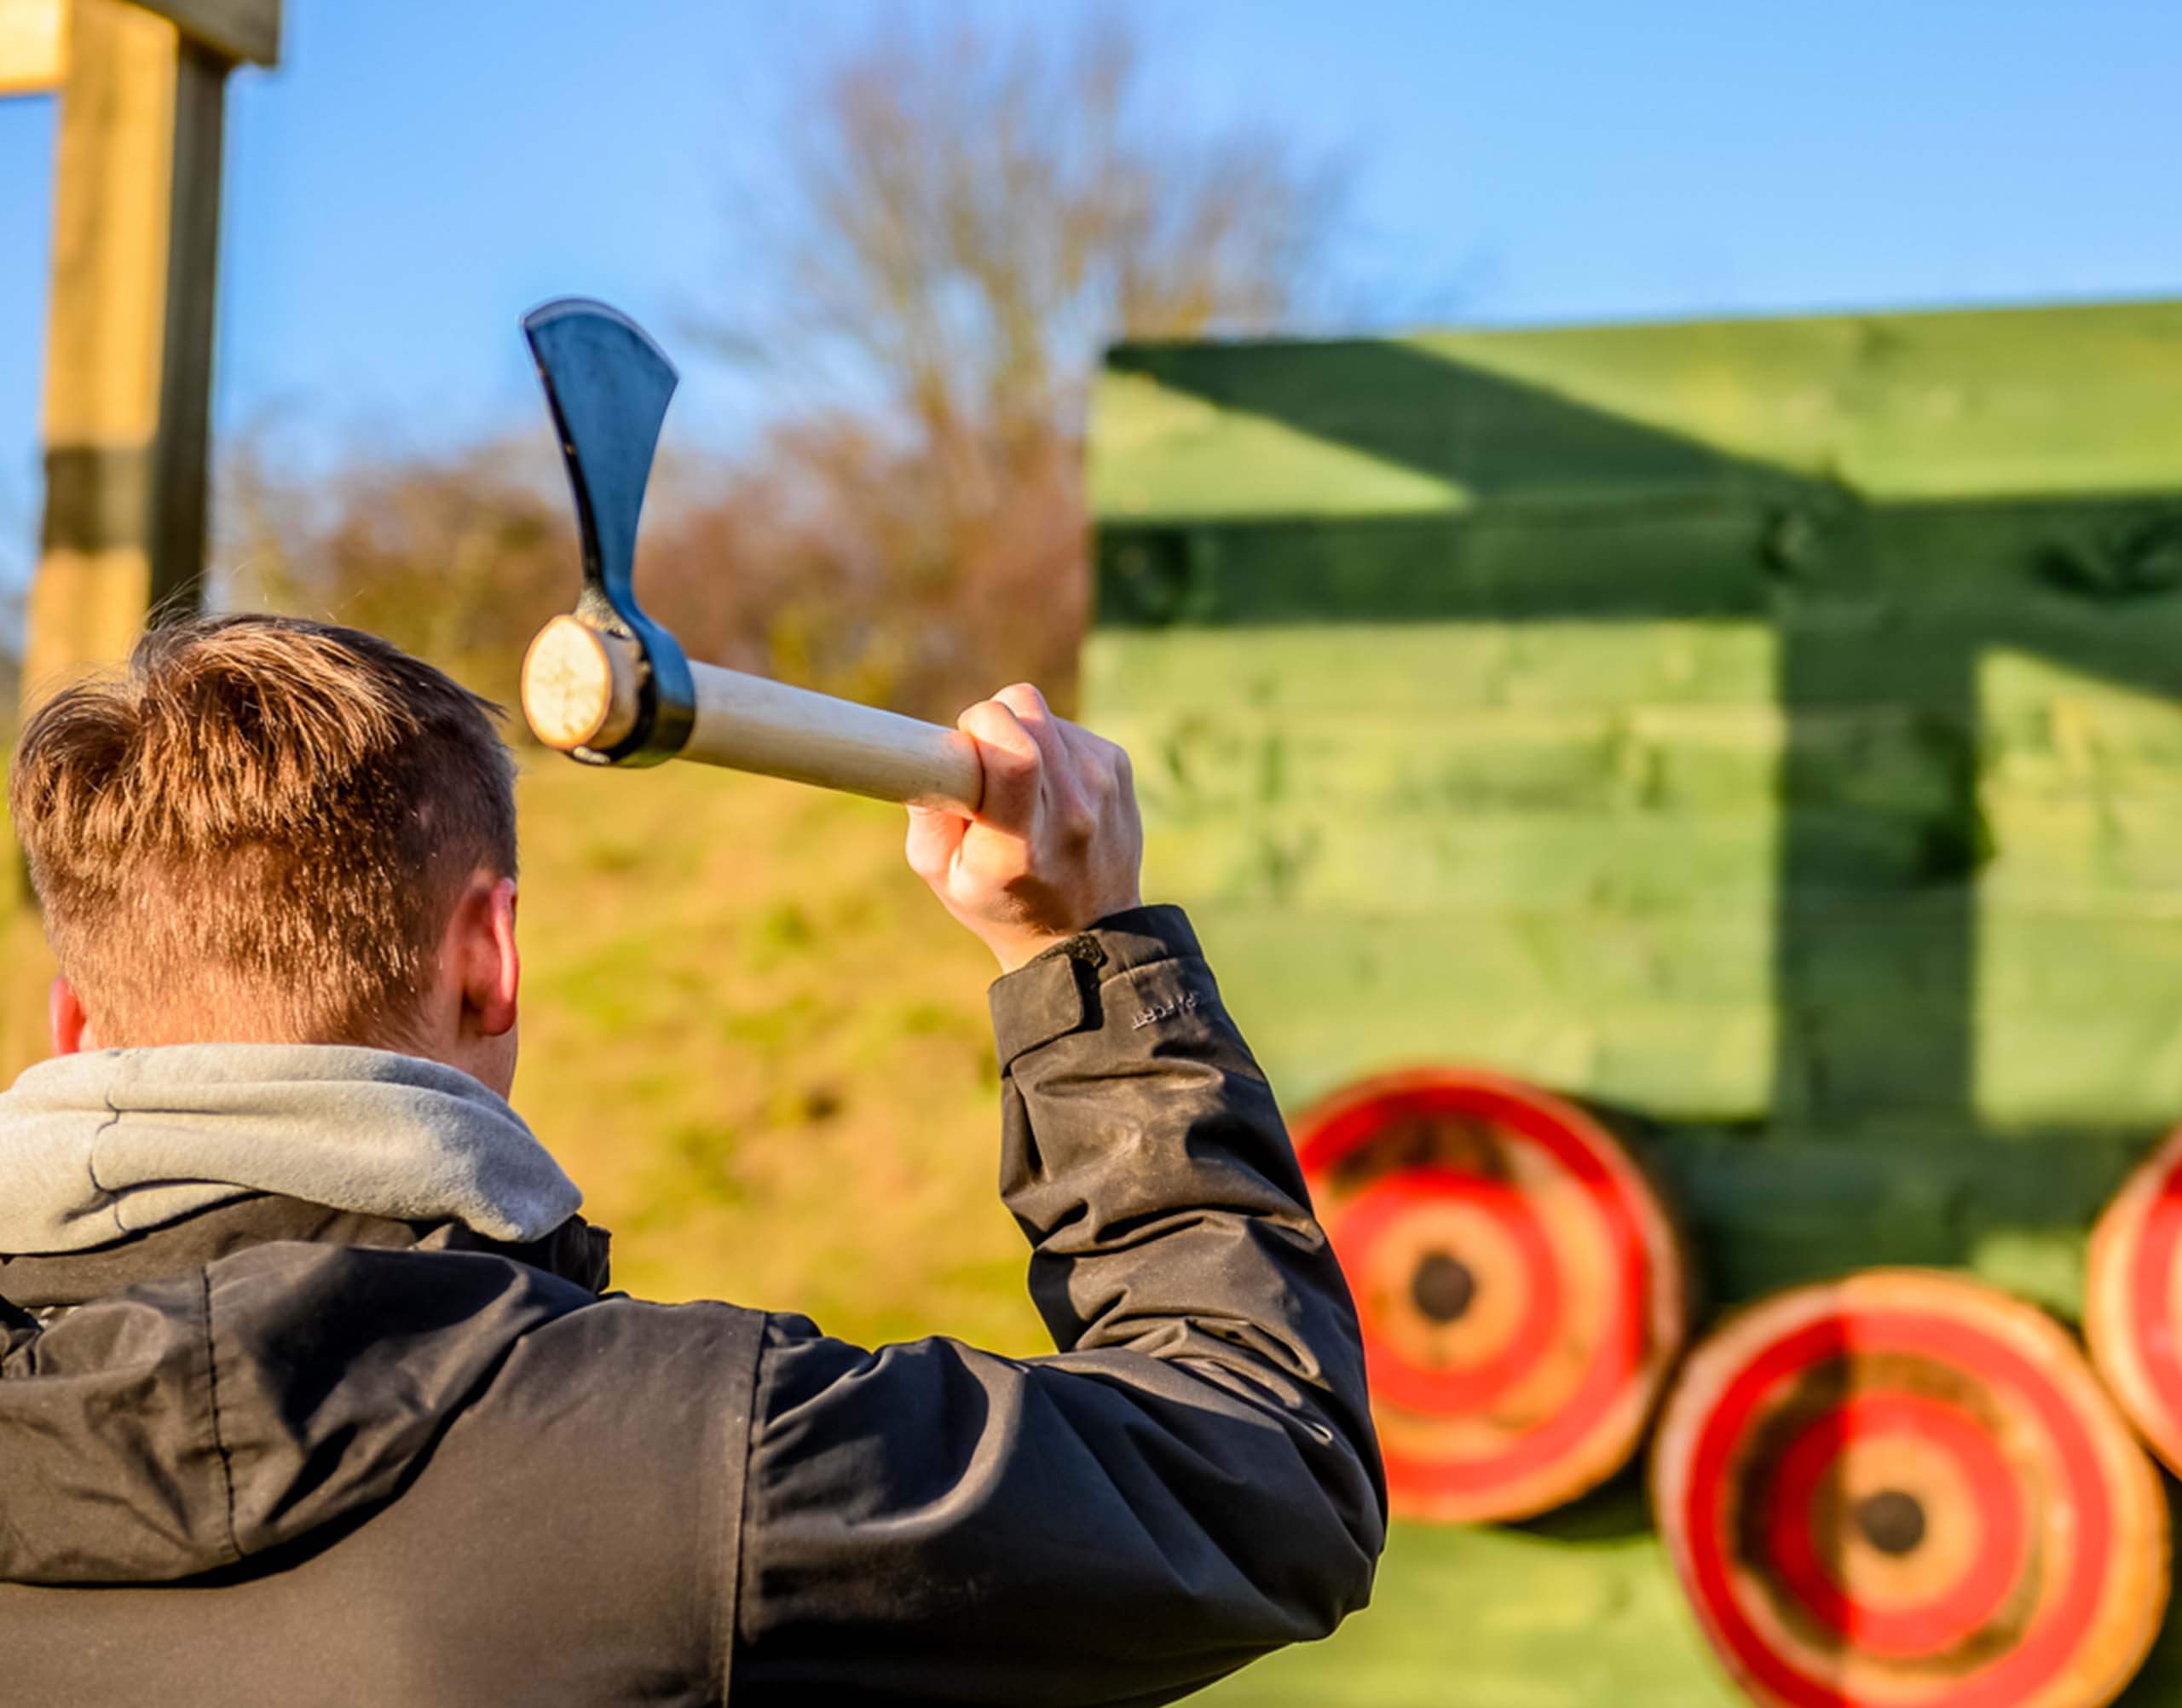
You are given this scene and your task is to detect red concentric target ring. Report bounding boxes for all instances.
[1762,1392,2025,1659]
[1296,1067,1688,1523]
[1654,1271,2168,1708]
[2086,1124,2182,1477]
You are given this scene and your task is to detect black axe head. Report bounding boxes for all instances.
[522,297,695,765]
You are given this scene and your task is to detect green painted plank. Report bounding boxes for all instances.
[1142,815,1778,914]
[1977,647,2182,903]
[1227,988,1775,1124]
[1095,301,2182,527]
[1095,511,1776,626]
[1141,812,2006,910]
[1646,1128,2149,1314]
[1092,367,1473,522]
[1978,912,2182,1124]
[1202,898,2182,1127]
[1399,307,2182,503]
[1100,707,1962,822]
[1083,622,1777,715]
[1205,1480,2182,1707]
[1980,796,2182,901]
[1192,890,2182,1126]
[1197,906,1774,1118]
[1200,1512,1740,1708]
[1982,646,2182,768]
[1093,500,2182,633]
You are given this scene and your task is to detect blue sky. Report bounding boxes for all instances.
[1,0,2177,591]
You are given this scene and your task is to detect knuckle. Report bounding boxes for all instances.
[903,831,944,874]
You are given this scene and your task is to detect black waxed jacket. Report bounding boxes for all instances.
[0,908,1386,1705]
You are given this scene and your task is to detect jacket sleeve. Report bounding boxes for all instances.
[731,906,1387,1706]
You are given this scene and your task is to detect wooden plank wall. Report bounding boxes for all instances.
[1098,302,2182,1705]
[1088,301,2182,1319]
[1108,301,2182,1708]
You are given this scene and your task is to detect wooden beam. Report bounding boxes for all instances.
[0,0,281,99]
[20,0,227,708]
[131,0,274,66]
[0,0,66,95]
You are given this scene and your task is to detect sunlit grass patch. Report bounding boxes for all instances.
[511,759,1045,1353]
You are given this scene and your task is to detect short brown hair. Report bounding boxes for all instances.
[9,615,517,1046]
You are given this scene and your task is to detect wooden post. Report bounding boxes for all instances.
[19,0,228,707]
[3,0,276,1070]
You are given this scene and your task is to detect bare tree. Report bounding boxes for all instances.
[222,435,574,707]
[687,12,1348,712]
[218,15,1348,722]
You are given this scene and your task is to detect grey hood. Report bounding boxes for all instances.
[0,1044,581,1253]
[0,1045,595,1586]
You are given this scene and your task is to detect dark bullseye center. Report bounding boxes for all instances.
[1853,1489,1927,1556]
[1411,1251,1477,1323]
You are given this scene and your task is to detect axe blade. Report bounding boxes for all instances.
[518,298,985,811]
[522,297,694,763]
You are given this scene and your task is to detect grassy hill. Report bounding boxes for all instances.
[503,759,1047,1350]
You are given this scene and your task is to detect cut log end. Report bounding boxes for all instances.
[1654,1269,2168,1708]
[521,616,639,753]
[1294,1068,1689,1524]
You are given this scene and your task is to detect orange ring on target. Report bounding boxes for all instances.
[1331,1167,1562,1414]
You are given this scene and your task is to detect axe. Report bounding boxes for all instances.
[517,297,985,812]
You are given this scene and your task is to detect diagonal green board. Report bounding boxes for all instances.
[1085,300,2182,1705]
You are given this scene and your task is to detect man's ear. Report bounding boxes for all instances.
[460,875,520,1040]
[49,977,95,1056]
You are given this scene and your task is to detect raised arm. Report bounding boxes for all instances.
[731,688,1385,1705]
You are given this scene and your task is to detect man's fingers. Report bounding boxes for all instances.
[991,681,1051,723]
[947,681,1131,852]
[999,684,1122,833]
[1048,716,1136,830]
[1050,715,1118,791]
[958,696,1039,759]
[957,698,1043,834]
[992,684,1070,772]
[903,803,967,886]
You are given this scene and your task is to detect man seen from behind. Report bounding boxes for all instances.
[0,615,1384,1705]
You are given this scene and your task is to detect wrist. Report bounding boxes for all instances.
[988,927,1077,975]
[983,892,1145,973]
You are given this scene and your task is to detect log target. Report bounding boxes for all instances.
[2086,1124,2182,1477]
[1654,1271,2167,1708]
[1294,1068,1688,1522]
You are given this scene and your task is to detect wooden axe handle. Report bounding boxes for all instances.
[522,615,985,813]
